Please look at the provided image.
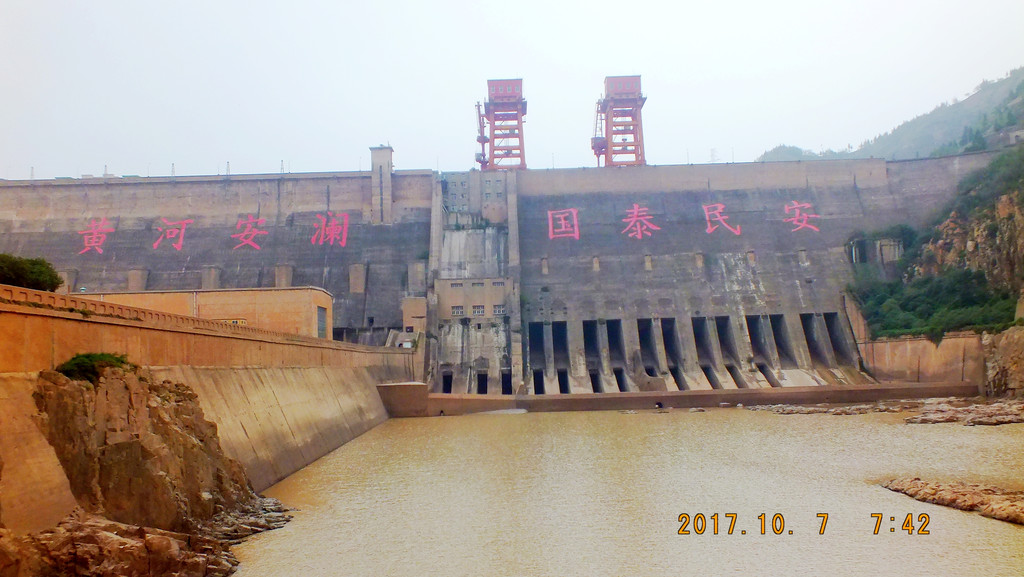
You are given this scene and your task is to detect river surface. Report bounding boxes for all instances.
[234,409,1024,576]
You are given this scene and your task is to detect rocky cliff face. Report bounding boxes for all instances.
[918,194,1024,294]
[31,368,252,533]
[0,367,288,576]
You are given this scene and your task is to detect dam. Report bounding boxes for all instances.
[0,145,1000,397]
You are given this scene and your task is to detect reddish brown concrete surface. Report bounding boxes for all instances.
[0,284,414,373]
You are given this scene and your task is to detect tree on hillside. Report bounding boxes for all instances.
[0,254,63,291]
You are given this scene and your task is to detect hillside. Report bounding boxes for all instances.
[760,67,1024,162]
[849,145,1024,339]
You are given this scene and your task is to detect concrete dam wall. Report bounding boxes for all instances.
[0,149,1002,392]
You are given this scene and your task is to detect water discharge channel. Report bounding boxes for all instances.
[235,409,1024,576]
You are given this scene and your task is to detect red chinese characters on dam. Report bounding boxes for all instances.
[231,214,269,250]
[548,208,580,240]
[152,218,194,250]
[77,217,116,254]
[621,203,660,239]
[783,201,821,232]
[311,212,349,247]
[703,203,741,236]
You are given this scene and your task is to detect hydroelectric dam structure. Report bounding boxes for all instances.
[0,77,1000,398]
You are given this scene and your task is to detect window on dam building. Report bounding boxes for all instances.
[473,305,485,316]
[452,305,464,317]
[493,304,505,315]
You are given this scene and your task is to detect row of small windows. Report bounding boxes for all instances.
[491,85,521,94]
[450,280,505,288]
[451,304,505,316]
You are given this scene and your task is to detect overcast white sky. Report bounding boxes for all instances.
[2,0,1023,180]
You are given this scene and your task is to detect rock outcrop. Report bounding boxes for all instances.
[31,368,253,533]
[917,194,1024,294]
[984,326,1024,396]
[903,399,1024,424]
[882,477,1024,525]
[0,512,238,577]
[0,367,291,576]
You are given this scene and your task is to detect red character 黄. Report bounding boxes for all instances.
[78,217,116,254]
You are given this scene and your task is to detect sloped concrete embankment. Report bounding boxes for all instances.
[148,366,394,492]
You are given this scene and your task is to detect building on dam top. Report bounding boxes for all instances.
[0,77,1001,395]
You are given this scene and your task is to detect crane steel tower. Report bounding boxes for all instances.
[591,75,647,167]
[476,79,527,171]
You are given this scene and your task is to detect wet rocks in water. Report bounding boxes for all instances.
[882,477,1024,525]
[201,496,293,545]
[903,399,1024,425]
[0,510,240,577]
[746,402,913,415]
[747,397,1024,426]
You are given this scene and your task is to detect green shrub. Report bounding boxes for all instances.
[55,353,133,384]
[849,267,1015,339]
[0,254,63,291]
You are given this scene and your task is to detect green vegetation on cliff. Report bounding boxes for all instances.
[850,268,1015,340]
[851,146,1024,339]
[56,353,133,385]
[0,253,62,292]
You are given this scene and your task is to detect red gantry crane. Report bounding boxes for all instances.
[476,79,527,171]
[591,75,647,167]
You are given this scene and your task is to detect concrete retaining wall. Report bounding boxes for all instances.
[149,366,391,492]
[0,284,415,373]
[858,333,984,391]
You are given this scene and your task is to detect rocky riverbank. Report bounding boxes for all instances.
[882,478,1024,525]
[747,397,1024,425]
[0,367,290,576]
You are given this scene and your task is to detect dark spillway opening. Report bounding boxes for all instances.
[823,312,856,365]
[693,317,721,389]
[477,372,488,395]
[442,371,453,394]
[661,318,687,389]
[715,316,740,362]
[583,320,600,359]
[528,322,546,371]
[725,363,748,388]
[700,365,722,389]
[800,313,832,366]
[745,315,770,363]
[757,363,783,387]
[552,321,569,369]
[533,370,546,394]
[501,370,513,395]
[589,370,603,393]
[557,369,570,394]
[669,366,686,390]
[691,317,714,364]
[613,368,628,392]
[637,319,659,376]
[769,314,797,369]
[606,320,626,367]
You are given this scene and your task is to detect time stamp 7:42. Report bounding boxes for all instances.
[676,513,931,536]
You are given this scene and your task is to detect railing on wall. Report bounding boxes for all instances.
[0,283,392,353]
